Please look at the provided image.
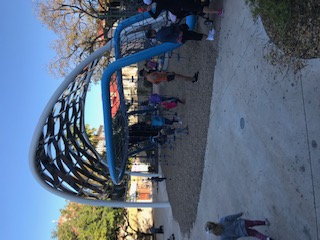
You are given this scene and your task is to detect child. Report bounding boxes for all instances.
[205,212,273,240]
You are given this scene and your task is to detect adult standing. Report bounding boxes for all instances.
[139,69,199,84]
[143,0,223,19]
[146,24,215,43]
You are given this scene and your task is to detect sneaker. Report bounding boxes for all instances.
[173,115,180,121]
[208,29,215,36]
[206,35,214,41]
[206,29,215,41]
[177,98,185,104]
[192,71,199,83]
[218,9,224,16]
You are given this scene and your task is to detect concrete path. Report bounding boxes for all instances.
[154,0,320,239]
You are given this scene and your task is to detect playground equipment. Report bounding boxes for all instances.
[29,12,195,208]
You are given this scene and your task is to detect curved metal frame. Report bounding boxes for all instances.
[29,41,170,208]
[30,13,196,208]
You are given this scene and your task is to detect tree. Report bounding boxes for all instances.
[52,201,125,240]
[118,210,153,240]
[34,0,139,79]
[85,124,99,147]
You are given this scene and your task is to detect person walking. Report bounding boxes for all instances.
[139,69,199,84]
[148,176,167,182]
[205,212,273,240]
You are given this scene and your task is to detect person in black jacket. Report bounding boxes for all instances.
[145,23,215,43]
[143,0,223,19]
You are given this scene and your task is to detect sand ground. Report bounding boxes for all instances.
[153,9,222,233]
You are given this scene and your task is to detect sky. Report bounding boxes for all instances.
[0,1,102,239]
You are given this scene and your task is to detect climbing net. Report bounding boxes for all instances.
[30,56,125,200]
[114,12,171,58]
[101,11,182,185]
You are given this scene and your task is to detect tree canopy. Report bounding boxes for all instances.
[34,0,139,79]
[85,124,99,147]
[51,202,154,240]
[52,202,125,240]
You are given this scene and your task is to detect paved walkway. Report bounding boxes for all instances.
[153,0,320,239]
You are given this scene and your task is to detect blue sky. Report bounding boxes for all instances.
[0,1,102,239]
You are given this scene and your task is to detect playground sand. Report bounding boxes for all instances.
[154,15,221,234]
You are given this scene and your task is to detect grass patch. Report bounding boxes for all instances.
[247,0,292,37]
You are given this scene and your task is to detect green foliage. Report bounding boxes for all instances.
[34,0,142,79]
[85,124,99,147]
[54,221,78,240]
[247,0,292,35]
[52,202,125,240]
[34,0,106,78]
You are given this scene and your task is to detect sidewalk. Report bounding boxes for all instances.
[154,0,320,239]
[152,165,183,240]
